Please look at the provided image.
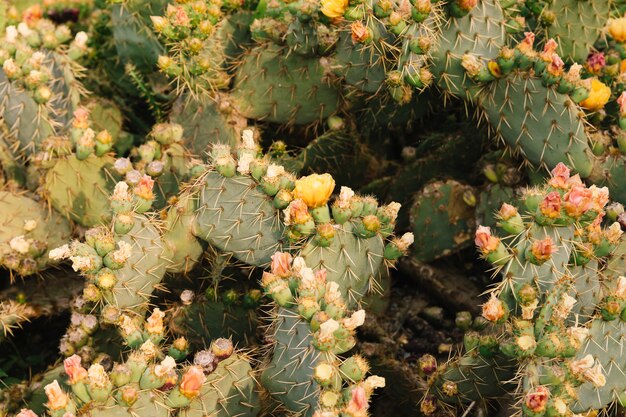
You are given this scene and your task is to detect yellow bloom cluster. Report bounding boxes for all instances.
[320,0,348,18]
[580,79,611,111]
[608,16,626,43]
[293,173,335,208]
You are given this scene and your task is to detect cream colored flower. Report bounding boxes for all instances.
[324,282,342,304]
[10,235,31,254]
[87,363,109,388]
[237,153,254,175]
[570,354,594,374]
[318,319,340,342]
[23,219,37,232]
[482,294,506,322]
[145,308,165,334]
[154,356,176,378]
[553,294,576,321]
[111,241,133,264]
[342,310,366,330]
[44,380,69,410]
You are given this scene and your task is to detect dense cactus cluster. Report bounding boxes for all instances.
[4,0,626,416]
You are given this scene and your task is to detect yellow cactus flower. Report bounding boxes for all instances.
[580,79,611,111]
[293,173,335,208]
[320,0,348,19]
[608,16,626,43]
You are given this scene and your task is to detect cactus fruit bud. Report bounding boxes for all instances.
[314,362,338,387]
[475,226,508,264]
[482,295,508,323]
[179,365,206,398]
[169,337,189,360]
[316,223,336,247]
[44,380,70,411]
[525,237,557,265]
[340,356,369,382]
[194,349,217,374]
[146,308,165,336]
[474,226,499,254]
[497,203,525,234]
[420,395,437,415]
[350,21,369,43]
[418,354,437,375]
[524,386,549,414]
[215,154,237,177]
[16,410,38,417]
[110,364,132,387]
[384,232,414,260]
[314,319,340,351]
[270,251,292,277]
[87,363,113,402]
[211,338,234,360]
[448,0,478,17]
[455,311,473,330]
[114,213,135,234]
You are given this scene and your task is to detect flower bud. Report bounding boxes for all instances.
[482,294,507,323]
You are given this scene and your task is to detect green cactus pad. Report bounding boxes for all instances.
[43,154,116,227]
[170,96,243,158]
[193,171,285,266]
[0,191,72,274]
[477,74,594,178]
[105,213,169,312]
[162,190,204,274]
[232,44,341,125]
[85,391,170,417]
[182,355,260,417]
[433,354,515,403]
[169,297,256,347]
[541,0,612,62]
[111,1,166,73]
[571,319,626,412]
[409,180,476,262]
[431,0,506,99]
[334,26,387,94]
[261,308,320,417]
[299,223,386,308]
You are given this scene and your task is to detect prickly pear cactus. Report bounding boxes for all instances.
[261,253,389,417]
[431,0,507,99]
[49,181,169,323]
[32,312,260,417]
[231,44,341,125]
[533,0,612,62]
[424,163,626,416]
[0,12,87,161]
[0,190,71,275]
[409,180,476,262]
